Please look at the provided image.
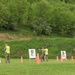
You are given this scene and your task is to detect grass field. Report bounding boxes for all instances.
[0,58,75,75]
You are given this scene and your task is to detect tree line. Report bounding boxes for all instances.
[0,0,75,37]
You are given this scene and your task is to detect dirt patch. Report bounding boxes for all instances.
[0,33,31,41]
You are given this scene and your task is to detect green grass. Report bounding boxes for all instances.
[0,38,75,58]
[0,59,75,75]
[0,30,75,59]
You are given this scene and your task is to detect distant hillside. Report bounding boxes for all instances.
[0,0,75,59]
[0,28,75,59]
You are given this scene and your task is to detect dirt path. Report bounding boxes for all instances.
[0,33,31,41]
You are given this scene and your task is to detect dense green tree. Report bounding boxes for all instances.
[0,0,75,37]
[0,3,9,30]
[28,0,52,35]
[4,0,29,30]
[49,3,75,36]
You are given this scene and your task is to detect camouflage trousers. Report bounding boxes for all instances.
[5,53,10,63]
